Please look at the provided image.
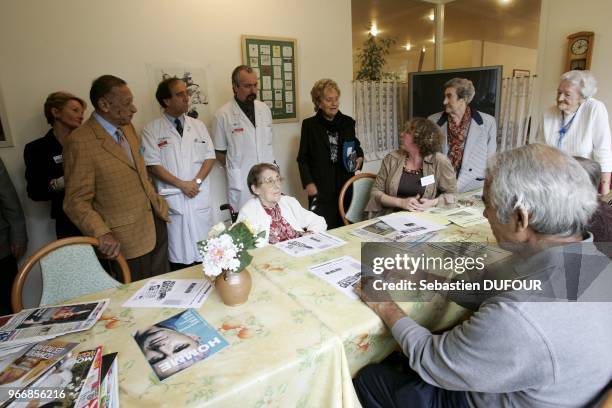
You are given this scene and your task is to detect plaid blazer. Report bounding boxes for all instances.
[63,115,169,259]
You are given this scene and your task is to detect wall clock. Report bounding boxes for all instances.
[566,31,594,71]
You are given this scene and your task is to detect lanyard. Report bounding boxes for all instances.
[557,104,581,148]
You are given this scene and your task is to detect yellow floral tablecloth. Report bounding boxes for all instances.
[61,268,359,407]
[59,207,494,407]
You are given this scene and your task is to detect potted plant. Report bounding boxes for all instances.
[356,26,397,81]
[198,221,264,306]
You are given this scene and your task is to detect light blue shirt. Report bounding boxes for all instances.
[93,112,120,143]
[164,112,185,130]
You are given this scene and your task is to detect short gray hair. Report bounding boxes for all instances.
[231,65,255,87]
[445,78,475,104]
[574,156,601,188]
[486,144,597,236]
[560,70,598,98]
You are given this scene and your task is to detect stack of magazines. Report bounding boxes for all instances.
[0,341,119,408]
[0,300,109,358]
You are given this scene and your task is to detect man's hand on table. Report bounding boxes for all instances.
[355,279,407,330]
[98,233,121,259]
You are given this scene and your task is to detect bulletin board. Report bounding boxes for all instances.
[241,35,298,123]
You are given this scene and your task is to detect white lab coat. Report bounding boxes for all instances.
[142,114,215,264]
[212,99,275,211]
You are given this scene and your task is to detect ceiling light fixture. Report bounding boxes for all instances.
[405,42,411,51]
[370,23,379,36]
[422,46,426,53]
[428,11,435,21]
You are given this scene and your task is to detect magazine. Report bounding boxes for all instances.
[122,279,212,309]
[0,301,108,347]
[98,354,118,408]
[0,339,78,405]
[133,309,228,381]
[75,347,103,408]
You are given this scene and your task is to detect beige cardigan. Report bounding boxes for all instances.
[365,150,456,218]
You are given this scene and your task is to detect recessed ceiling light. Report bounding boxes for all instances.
[428,11,435,21]
[499,0,512,4]
[422,46,427,53]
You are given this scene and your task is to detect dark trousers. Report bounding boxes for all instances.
[353,363,469,408]
[169,261,201,271]
[0,255,17,315]
[108,215,169,281]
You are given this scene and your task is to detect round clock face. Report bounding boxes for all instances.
[571,39,589,55]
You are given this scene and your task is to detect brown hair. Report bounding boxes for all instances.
[402,118,443,157]
[44,92,86,125]
[247,163,280,194]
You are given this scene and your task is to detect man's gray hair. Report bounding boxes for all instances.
[445,78,475,104]
[231,65,255,87]
[486,144,597,236]
[560,70,598,98]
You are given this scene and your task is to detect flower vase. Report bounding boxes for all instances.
[215,269,252,306]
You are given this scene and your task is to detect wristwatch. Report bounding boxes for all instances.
[195,178,203,185]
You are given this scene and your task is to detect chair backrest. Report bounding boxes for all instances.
[338,173,376,225]
[11,237,131,312]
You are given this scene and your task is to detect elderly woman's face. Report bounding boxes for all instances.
[557,80,584,114]
[252,169,282,208]
[443,87,467,117]
[318,88,339,119]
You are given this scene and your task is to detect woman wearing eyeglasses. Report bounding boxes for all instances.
[237,163,327,246]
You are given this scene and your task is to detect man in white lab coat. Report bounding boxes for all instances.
[212,65,276,213]
[142,78,216,270]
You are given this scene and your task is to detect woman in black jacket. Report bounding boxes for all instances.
[297,79,364,228]
[24,91,85,238]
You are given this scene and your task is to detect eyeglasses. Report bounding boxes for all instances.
[260,176,283,186]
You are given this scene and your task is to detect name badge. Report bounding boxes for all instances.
[420,174,435,187]
[53,154,63,164]
[158,140,169,148]
[233,128,244,133]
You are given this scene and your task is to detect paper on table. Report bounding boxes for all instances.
[445,207,488,227]
[275,232,346,257]
[351,219,439,243]
[122,279,212,308]
[379,213,447,237]
[308,256,362,300]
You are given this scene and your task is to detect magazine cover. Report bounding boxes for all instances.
[0,339,78,405]
[132,309,228,381]
[98,354,118,408]
[75,347,103,408]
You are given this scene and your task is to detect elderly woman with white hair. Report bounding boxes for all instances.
[538,70,612,194]
[428,78,497,193]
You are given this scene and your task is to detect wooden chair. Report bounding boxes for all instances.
[11,236,131,312]
[338,173,377,226]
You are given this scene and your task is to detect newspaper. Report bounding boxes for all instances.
[379,214,448,237]
[123,279,212,309]
[445,207,488,227]
[308,256,362,300]
[0,300,109,348]
[274,232,346,257]
[351,219,439,243]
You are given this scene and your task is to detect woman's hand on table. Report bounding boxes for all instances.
[417,197,438,209]
[398,195,424,212]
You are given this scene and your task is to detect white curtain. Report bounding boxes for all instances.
[353,81,407,161]
[498,76,537,151]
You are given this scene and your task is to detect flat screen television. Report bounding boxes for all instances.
[408,66,502,120]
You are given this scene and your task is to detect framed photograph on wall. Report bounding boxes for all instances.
[512,69,530,78]
[0,84,14,148]
[241,35,298,123]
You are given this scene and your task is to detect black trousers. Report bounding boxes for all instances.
[353,363,469,408]
[169,261,201,271]
[0,255,17,315]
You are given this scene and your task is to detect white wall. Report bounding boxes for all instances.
[535,0,612,121]
[0,0,353,306]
